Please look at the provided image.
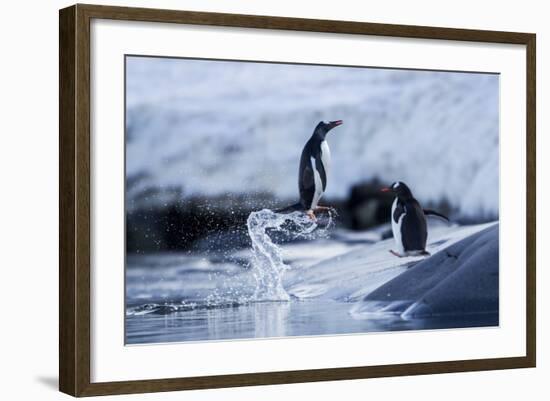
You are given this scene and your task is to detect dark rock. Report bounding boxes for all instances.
[346,179,394,230]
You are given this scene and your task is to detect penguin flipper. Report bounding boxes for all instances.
[402,202,428,252]
[298,163,315,210]
[423,209,450,222]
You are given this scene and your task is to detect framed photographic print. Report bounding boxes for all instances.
[59,4,536,397]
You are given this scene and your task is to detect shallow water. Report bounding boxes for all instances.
[126,298,497,345]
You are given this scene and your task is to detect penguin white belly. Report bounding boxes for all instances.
[391,198,405,253]
[320,140,331,178]
[310,156,324,210]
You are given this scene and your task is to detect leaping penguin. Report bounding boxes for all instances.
[381,181,449,257]
[276,120,343,220]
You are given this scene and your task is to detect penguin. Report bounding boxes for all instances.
[276,120,343,220]
[381,181,449,257]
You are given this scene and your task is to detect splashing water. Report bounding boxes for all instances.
[124,209,335,317]
[246,209,334,301]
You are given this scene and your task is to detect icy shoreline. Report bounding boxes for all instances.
[350,224,499,319]
[125,220,499,343]
[284,222,498,309]
[127,221,498,318]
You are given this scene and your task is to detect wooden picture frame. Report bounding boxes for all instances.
[59,3,536,397]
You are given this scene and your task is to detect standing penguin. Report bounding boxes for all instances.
[276,120,343,220]
[381,181,449,257]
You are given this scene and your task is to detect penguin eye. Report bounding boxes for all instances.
[393,182,400,189]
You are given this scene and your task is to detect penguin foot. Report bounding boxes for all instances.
[390,249,431,258]
[315,205,338,215]
[306,210,317,221]
[389,250,404,257]
[407,250,431,257]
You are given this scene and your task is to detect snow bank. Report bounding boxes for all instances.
[126,57,499,219]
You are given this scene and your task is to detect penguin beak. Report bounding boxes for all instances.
[329,120,343,127]
[380,187,391,193]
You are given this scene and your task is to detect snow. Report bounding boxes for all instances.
[126,56,499,219]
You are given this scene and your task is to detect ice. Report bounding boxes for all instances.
[351,223,499,319]
[284,222,496,302]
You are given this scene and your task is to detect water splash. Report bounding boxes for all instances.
[246,209,333,301]
[125,209,335,317]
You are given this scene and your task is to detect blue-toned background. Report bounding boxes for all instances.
[126,57,499,223]
[124,56,500,344]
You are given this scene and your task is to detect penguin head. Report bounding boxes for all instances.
[381,181,413,199]
[313,120,343,138]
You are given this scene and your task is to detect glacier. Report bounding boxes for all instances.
[126,56,499,220]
